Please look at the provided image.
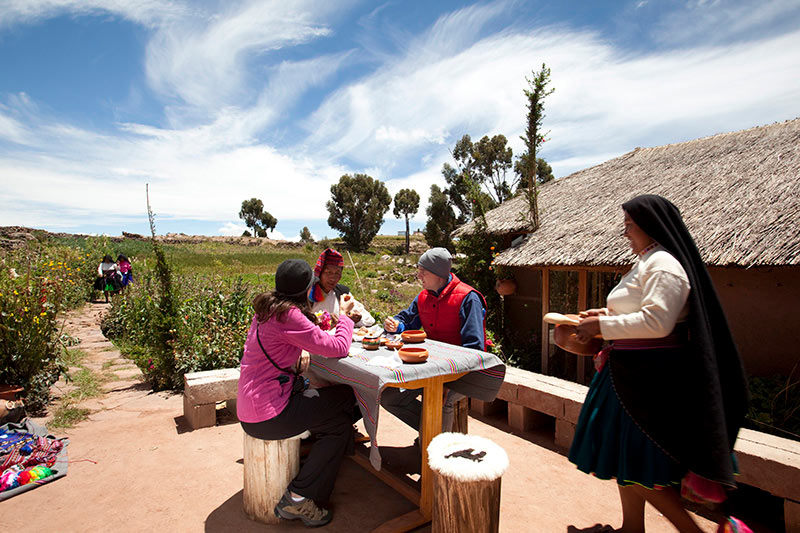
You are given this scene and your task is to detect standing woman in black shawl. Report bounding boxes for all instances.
[571,194,749,532]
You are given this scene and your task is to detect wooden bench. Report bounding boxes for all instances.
[183,368,240,430]
[471,366,800,532]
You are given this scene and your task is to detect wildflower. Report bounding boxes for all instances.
[490,246,495,251]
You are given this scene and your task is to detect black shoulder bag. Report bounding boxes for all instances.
[256,328,309,395]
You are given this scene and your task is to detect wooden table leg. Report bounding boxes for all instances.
[419,376,446,519]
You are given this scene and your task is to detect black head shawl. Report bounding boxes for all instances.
[610,194,749,487]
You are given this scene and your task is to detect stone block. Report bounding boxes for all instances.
[470,398,505,417]
[734,428,800,501]
[183,395,217,430]
[225,398,238,420]
[517,385,563,419]
[784,499,799,533]
[184,368,240,405]
[554,419,576,451]
[507,403,551,432]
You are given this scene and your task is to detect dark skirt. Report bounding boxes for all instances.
[568,362,685,489]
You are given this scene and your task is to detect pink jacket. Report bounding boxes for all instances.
[237,307,353,423]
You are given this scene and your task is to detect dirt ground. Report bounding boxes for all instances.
[3,303,725,532]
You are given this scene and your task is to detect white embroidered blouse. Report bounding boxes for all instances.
[598,245,691,340]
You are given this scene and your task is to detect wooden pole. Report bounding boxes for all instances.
[541,267,550,375]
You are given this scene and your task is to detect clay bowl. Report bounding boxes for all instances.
[398,346,429,364]
[553,323,603,356]
[385,340,404,351]
[400,330,427,343]
[362,336,381,350]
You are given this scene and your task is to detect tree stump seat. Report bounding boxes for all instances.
[243,430,311,525]
[427,432,509,533]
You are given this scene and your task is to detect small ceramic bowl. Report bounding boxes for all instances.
[362,336,381,350]
[400,330,427,343]
[398,346,429,363]
[385,340,404,351]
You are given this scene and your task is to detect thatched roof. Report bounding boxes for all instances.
[455,118,800,268]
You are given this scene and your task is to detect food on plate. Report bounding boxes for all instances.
[354,326,370,337]
[385,340,403,351]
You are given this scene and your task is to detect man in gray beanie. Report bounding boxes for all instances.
[382,247,487,432]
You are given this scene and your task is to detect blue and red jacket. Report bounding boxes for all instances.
[392,273,486,350]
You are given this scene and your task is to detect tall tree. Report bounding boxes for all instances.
[445,134,514,213]
[326,173,391,252]
[513,155,554,187]
[299,226,313,243]
[238,198,277,237]
[519,63,554,230]
[423,184,457,250]
[473,134,515,204]
[393,188,420,254]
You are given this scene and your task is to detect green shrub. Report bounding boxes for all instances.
[746,370,800,441]
[0,241,93,411]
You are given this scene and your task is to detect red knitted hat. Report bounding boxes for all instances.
[314,248,344,277]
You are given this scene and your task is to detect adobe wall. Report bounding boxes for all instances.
[710,266,800,377]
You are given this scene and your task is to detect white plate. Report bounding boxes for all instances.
[352,324,382,342]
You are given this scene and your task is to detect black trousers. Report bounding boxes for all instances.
[241,384,355,503]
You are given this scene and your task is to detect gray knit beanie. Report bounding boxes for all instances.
[418,248,452,279]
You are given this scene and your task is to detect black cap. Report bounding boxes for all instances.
[275,259,314,298]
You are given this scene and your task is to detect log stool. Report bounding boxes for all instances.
[243,429,310,524]
[427,433,509,533]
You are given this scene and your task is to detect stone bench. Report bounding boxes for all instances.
[734,428,800,531]
[471,365,800,532]
[183,368,240,430]
[471,366,588,450]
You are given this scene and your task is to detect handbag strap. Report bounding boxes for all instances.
[256,327,297,379]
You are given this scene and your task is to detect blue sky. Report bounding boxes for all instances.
[1,0,799,241]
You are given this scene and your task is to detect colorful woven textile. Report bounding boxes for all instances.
[0,419,69,501]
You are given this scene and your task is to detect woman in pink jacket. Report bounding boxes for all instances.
[238,259,355,527]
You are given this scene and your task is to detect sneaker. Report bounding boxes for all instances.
[274,490,332,527]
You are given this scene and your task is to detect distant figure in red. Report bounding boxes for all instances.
[117,254,134,289]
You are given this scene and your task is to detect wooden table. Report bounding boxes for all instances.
[309,340,505,532]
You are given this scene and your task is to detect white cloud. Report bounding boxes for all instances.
[0,0,186,29]
[1,0,800,236]
[218,221,247,236]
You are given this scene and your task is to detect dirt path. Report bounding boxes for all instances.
[4,304,414,532]
[3,304,724,532]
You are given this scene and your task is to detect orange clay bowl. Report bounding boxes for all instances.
[398,346,429,364]
[362,336,381,350]
[385,340,404,351]
[553,318,603,356]
[400,330,427,343]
